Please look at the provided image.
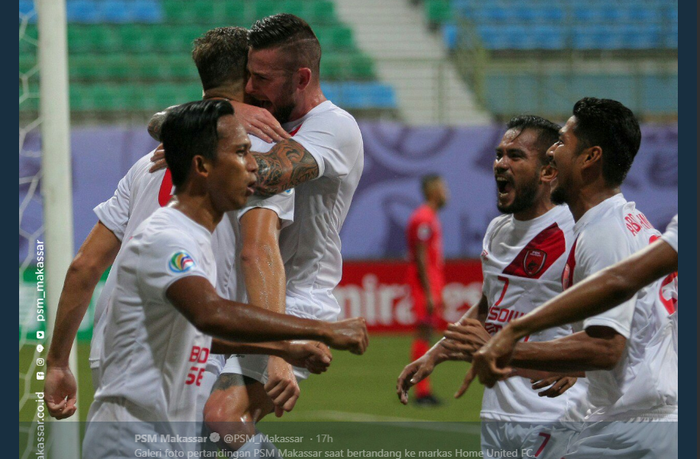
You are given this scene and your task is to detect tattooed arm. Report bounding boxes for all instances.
[253,139,319,197]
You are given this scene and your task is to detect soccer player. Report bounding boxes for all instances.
[446,98,677,458]
[472,214,677,386]
[81,100,368,458]
[43,27,324,420]
[404,174,448,405]
[202,13,365,454]
[398,116,585,458]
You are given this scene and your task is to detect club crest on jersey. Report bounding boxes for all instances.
[169,251,195,273]
[523,249,547,276]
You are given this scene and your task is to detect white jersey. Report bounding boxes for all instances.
[562,194,678,421]
[480,206,587,422]
[91,146,293,370]
[94,207,216,422]
[661,214,678,253]
[248,100,364,321]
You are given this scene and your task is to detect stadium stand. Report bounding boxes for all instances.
[18,0,397,120]
[420,0,678,120]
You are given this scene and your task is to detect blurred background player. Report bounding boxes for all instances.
[404,174,448,405]
[82,100,368,458]
[399,116,585,458]
[473,213,678,385]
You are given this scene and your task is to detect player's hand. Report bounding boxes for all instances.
[264,356,300,417]
[325,318,369,355]
[281,340,332,374]
[149,144,167,173]
[470,326,517,388]
[396,342,448,405]
[147,105,179,142]
[230,100,290,143]
[454,365,477,399]
[43,366,78,420]
[531,376,577,398]
[441,319,492,362]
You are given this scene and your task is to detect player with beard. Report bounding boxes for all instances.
[398,116,585,459]
[450,98,677,458]
[200,14,365,457]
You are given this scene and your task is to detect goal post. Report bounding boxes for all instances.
[36,0,81,457]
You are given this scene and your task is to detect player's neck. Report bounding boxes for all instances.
[168,194,222,233]
[203,84,244,104]
[287,87,327,122]
[568,184,621,222]
[513,199,555,221]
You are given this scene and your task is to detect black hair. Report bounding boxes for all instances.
[421,174,442,198]
[572,97,641,186]
[248,13,321,74]
[506,115,561,164]
[161,100,234,188]
[192,27,249,91]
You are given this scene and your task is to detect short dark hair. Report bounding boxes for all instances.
[161,100,234,188]
[506,115,561,164]
[249,13,321,74]
[192,27,249,91]
[572,97,641,186]
[421,174,442,198]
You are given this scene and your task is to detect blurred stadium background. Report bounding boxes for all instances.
[20,0,678,456]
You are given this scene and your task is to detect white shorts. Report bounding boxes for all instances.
[83,399,204,458]
[480,420,580,459]
[195,354,227,424]
[220,353,310,384]
[566,413,678,459]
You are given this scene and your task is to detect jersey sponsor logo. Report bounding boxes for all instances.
[169,251,195,273]
[502,223,566,279]
[523,249,547,276]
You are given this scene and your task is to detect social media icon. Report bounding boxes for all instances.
[37,331,45,339]
[36,372,45,381]
[36,344,44,353]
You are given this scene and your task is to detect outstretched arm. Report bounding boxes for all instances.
[166,276,368,354]
[471,238,677,387]
[45,222,121,419]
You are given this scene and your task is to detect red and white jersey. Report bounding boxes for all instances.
[563,194,677,421]
[94,207,216,422]
[249,101,364,322]
[406,204,445,304]
[480,206,587,422]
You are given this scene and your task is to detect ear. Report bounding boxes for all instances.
[540,163,556,183]
[297,68,312,91]
[579,146,603,171]
[192,155,212,179]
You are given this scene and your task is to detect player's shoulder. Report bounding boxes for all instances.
[138,208,201,247]
[305,101,362,140]
[409,205,435,224]
[485,214,511,236]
